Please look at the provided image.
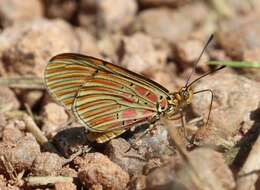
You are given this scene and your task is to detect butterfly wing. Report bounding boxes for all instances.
[45,53,170,142]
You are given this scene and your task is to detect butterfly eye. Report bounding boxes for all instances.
[181,90,189,100]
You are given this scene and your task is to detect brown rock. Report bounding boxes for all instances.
[59,166,77,178]
[217,12,260,82]
[236,134,260,190]
[2,123,23,143]
[76,153,129,190]
[0,0,43,27]
[78,0,97,32]
[0,142,15,174]
[0,87,19,112]
[132,2,208,44]
[208,49,231,62]
[226,0,260,15]
[128,175,146,190]
[146,148,235,190]
[0,174,20,190]
[4,134,41,172]
[120,33,167,74]
[74,27,100,57]
[0,175,6,190]
[0,19,79,77]
[43,0,77,21]
[41,103,69,137]
[192,71,260,145]
[104,138,146,175]
[188,148,235,190]
[143,157,164,175]
[97,33,124,63]
[218,13,260,60]
[97,0,137,33]
[152,63,182,93]
[20,90,44,108]
[174,38,209,69]
[0,114,7,139]
[130,124,172,158]
[145,156,181,190]
[55,182,77,190]
[32,152,64,176]
[138,0,188,8]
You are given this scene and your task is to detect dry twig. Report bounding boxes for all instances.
[23,115,58,153]
[25,176,74,186]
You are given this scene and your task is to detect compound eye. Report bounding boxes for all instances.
[182,90,189,100]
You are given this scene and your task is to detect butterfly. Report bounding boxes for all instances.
[44,35,225,144]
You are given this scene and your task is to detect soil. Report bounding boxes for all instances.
[0,0,259,190]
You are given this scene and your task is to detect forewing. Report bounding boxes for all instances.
[73,72,160,132]
[45,53,170,133]
[45,55,97,111]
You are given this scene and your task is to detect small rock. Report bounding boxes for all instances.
[78,9,98,36]
[0,142,15,174]
[20,90,44,108]
[0,114,6,139]
[138,0,187,8]
[192,71,260,145]
[0,0,43,27]
[0,18,79,77]
[145,157,181,190]
[32,152,64,176]
[146,148,235,190]
[190,148,235,190]
[4,134,41,172]
[120,33,167,74]
[59,166,77,178]
[217,12,260,81]
[0,87,19,112]
[98,33,124,63]
[208,49,231,61]
[132,2,208,44]
[218,13,260,59]
[174,38,209,69]
[97,0,137,33]
[55,182,77,190]
[130,124,172,158]
[43,0,77,21]
[76,153,129,190]
[0,174,19,190]
[128,175,146,190]
[74,27,100,57]
[227,0,260,15]
[41,103,68,137]
[2,123,23,143]
[104,138,146,175]
[53,126,88,158]
[143,158,164,175]
[152,64,182,93]
[0,175,6,190]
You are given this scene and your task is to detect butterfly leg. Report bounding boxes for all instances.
[180,111,191,142]
[125,116,159,153]
[125,123,157,153]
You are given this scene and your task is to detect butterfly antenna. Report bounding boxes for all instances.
[187,65,226,88]
[184,34,214,88]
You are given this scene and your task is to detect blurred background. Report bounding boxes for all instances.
[0,1,259,190]
[0,0,259,86]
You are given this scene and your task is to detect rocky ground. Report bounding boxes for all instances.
[0,0,259,190]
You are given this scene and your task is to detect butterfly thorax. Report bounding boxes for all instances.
[164,86,193,119]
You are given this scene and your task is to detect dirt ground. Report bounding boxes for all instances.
[0,0,259,190]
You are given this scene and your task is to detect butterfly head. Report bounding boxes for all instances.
[169,86,193,108]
